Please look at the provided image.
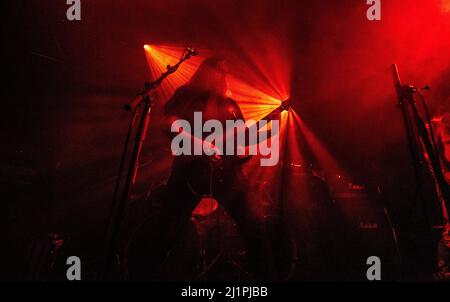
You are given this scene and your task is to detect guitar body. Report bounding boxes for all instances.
[182,100,292,196]
[183,154,252,197]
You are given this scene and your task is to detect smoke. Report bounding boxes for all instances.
[290,0,450,179]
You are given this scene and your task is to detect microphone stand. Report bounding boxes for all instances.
[393,64,450,214]
[102,47,196,280]
[392,64,450,268]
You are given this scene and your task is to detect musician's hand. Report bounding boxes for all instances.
[209,153,222,163]
[204,142,222,163]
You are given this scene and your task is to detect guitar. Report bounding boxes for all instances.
[186,98,293,196]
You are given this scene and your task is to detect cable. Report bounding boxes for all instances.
[417,89,441,160]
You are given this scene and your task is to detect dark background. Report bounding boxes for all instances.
[1,0,449,280]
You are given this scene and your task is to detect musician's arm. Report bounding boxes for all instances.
[172,119,221,154]
[164,117,221,157]
[163,89,220,156]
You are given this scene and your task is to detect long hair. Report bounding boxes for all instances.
[189,57,228,95]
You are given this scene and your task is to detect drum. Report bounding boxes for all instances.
[192,196,219,218]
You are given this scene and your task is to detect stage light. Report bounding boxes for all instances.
[143,44,204,100]
[143,44,288,123]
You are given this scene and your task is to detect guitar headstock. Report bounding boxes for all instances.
[261,98,293,121]
[280,98,293,111]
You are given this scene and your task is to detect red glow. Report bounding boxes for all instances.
[442,0,450,12]
[241,110,290,218]
[193,197,219,217]
[290,110,351,190]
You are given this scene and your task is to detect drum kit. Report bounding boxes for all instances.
[125,180,299,281]
[125,185,254,281]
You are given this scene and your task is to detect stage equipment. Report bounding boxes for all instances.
[392,64,450,216]
[102,46,197,279]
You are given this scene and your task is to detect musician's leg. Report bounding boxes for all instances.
[217,181,273,280]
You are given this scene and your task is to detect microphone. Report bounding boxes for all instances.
[392,64,416,106]
[186,47,198,56]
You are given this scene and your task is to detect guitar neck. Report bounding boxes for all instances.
[258,99,291,122]
[259,106,282,122]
